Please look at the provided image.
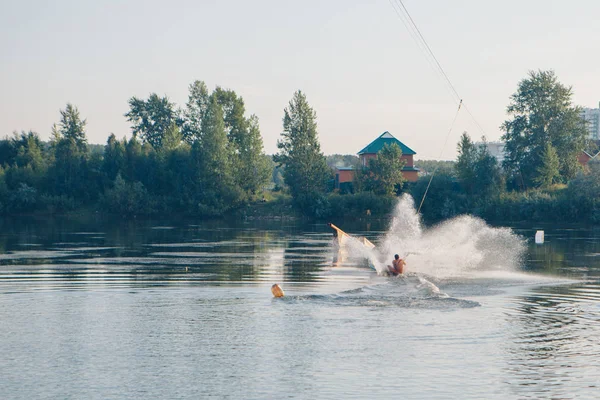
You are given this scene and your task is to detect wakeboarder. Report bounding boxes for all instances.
[387,254,406,276]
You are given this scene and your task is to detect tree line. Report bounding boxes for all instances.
[412,70,600,223]
[1,70,599,223]
[0,83,394,218]
[0,81,273,215]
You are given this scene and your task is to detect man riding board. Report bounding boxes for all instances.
[387,254,406,276]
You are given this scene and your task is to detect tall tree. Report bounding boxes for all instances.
[473,138,504,199]
[183,81,210,144]
[2,131,46,190]
[47,104,91,198]
[456,133,504,200]
[102,134,126,182]
[12,131,45,170]
[501,70,587,188]
[212,86,247,144]
[359,143,405,195]
[59,103,88,152]
[182,81,271,196]
[535,142,560,188]
[125,93,180,149]
[455,132,477,194]
[161,121,184,153]
[274,91,331,210]
[237,115,271,194]
[211,87,270,194]
[192,97,241,212]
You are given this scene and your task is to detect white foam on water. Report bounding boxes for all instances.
[355,194,527,280]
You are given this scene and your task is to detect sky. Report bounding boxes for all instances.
[1,0,599,159]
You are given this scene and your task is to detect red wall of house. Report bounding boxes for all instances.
[360,154,377,166]
[403,170,418,182]
[578,152,591,166]
[337,169,354,183]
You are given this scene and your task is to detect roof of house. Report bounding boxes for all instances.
[357,131,416,156]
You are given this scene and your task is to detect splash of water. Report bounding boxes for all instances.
[343,194,526,279]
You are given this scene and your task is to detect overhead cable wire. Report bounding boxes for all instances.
[386,0,460,104]
[393,0,462,104]
[386,0,493,211]
[388,0,488,136]
[417,100,463,214]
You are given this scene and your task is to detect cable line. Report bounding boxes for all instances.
[417,100,463,214]
[386,0,460,104]
[388,0,487,136]
[393,0,461,104]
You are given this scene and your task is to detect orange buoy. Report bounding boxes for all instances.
[271,283,285,298]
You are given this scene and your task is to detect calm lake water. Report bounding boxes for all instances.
[1,208,599,399]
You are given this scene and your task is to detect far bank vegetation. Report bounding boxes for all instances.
[1,71,600,223]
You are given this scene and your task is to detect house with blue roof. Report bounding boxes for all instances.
[335,131,419,190]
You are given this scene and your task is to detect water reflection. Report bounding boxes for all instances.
[0,216,390,293]
[513,224,600,278]
[504,283,600,397]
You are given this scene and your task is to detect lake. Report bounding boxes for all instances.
[1,201,599,399]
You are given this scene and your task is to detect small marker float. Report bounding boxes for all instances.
[271,284,285,298]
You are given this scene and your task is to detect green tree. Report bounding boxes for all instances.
[2,131,47,190]
[410,172,467,221]
[212,86,247,145]
[274,91,331,213]
[199,97,232,185]
[161,121,184,153]
[102,134,126,182]
[0,138,17,167]
[123,136,143,183]
[156,121,192,204]
[535,142,560,188]
[12,131,45,171]
[47,104,91,199]
[455,132,477,194]
[0,166,7,204]
[192,97,241,213]
[58,104,88,152]
[50,137,87,196]
[473,138,504,199]
[501,70,587,188]
[211,87,271,195]
[182,81,271,197]
[358,143,405,195]
[125,93,180,149]
[566,160,600,222]
[236,115,271,194]
[455,133,504,201]
[183,81,210,144]
[103,174,153,216]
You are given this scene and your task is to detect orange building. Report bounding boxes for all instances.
[335,131,419,190]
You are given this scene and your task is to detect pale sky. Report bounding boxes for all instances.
[1,0,599,159]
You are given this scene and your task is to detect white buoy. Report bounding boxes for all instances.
[535,230,544,244]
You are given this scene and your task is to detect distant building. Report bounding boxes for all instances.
[476,141,506,164]
[335,131,419,190]
[580,103,600,140]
